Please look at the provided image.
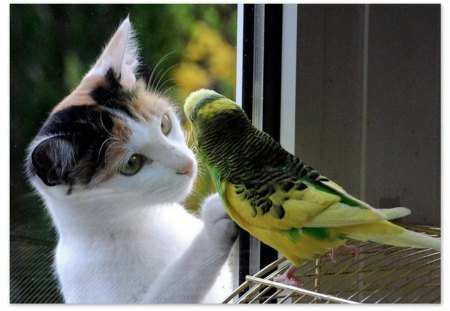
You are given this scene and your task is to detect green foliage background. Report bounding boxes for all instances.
[10,4,236,303]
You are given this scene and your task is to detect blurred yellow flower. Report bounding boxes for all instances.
[174,22,236,99]
[173,62,210,98]
[210,44,236,81]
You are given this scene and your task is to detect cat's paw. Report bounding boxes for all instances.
[201,193,239,246]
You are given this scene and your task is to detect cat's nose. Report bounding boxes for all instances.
[176,159,194,176]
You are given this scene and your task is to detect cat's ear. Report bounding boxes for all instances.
[86,17,140,90]
[31,137,77,187]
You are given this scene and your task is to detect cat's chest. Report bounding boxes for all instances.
[55,240,150,302]
[53,205,203,303]
[56,228,195,303]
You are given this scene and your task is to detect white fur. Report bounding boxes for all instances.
[27,18,236,304]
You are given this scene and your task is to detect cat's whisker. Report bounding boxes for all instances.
[189,189,207,202]
[148,52,177,94]
[160,84,179,99]
[101,139,120,162]
[147,51,175,93]
[164,82,187,100]
[98,108,116,138]
[157,78,176,96]
[98,137,116,159]
[195,166,209,185]
[155,66,180,96]
[154,63,179,95]
[185,123,194,143]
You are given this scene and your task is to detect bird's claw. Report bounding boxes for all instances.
[273,265,304,287]
[327,244,359,262]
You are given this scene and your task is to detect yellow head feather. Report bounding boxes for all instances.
[184,89,219,119]
[184,88,238,121]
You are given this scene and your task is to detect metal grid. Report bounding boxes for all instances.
[224,224,440,304]
[10,236,63,303]
[10,195,63,304]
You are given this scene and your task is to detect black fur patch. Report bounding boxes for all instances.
[31,136,75,187]
[29,105,116,190]
[90,68,135,119]
[136,61,153,86]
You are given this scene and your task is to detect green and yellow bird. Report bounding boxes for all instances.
[184,89,440,284]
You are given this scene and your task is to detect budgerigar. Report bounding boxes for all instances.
[184,89,441,285]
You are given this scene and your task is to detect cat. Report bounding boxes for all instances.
[25,17,237,304]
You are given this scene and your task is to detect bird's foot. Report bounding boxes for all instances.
[342,243,359,256]
[327,243,359,263]
[273,265,304,287]
[327,247,338,263]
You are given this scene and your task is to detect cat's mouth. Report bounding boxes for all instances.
[175,168,193,177]
[149,177,195,204]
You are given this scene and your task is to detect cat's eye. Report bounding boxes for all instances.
[161,113,172,135]
[120,154,145,176]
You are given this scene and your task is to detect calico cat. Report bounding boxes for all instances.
[25,18,237,304]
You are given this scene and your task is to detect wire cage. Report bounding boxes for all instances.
[224,224,440,304]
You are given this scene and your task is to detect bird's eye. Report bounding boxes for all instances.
[119,154,145,176]
[161,113,172,135]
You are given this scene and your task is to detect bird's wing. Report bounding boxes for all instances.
[305,179,411,227]
[222,174,410,231]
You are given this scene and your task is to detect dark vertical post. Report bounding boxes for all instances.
[259,3,282,271]
[238,3,254,289]
[241,5,255,119]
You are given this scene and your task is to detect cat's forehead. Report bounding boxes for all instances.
[52,69,172,122]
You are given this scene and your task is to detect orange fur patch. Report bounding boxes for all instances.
[91,144,129,184]
[112,116,131,141]
[127,80,174,121]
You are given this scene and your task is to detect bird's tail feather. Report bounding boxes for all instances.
[379,207,411,220]
[341,221,441,251]
[373,228,441,251]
